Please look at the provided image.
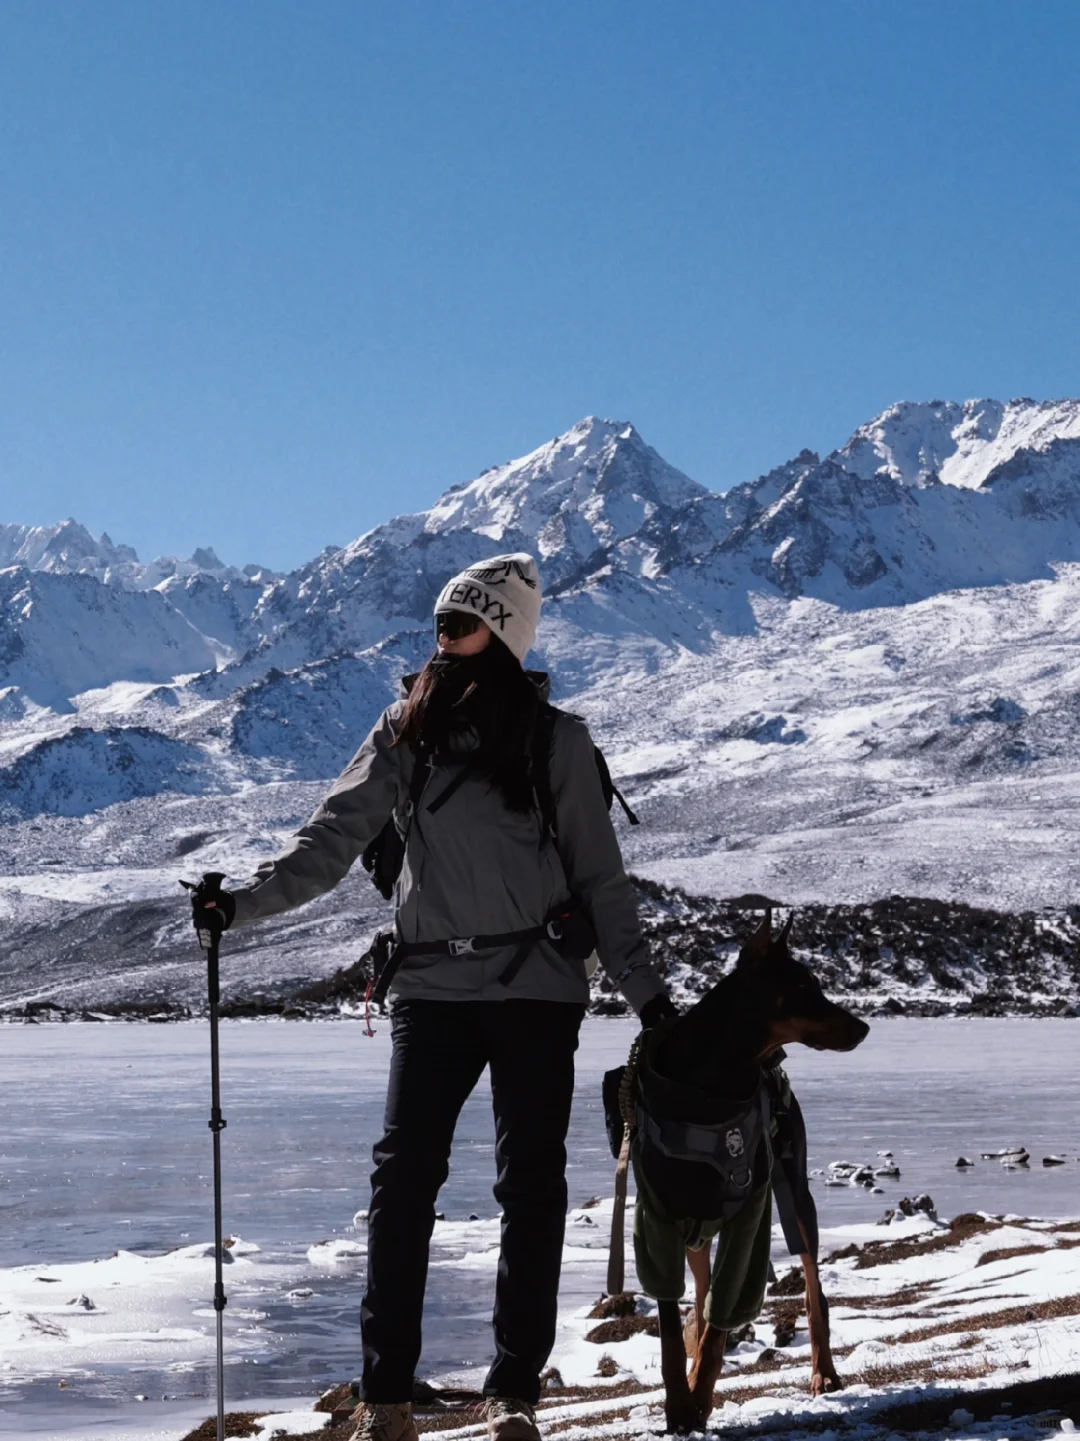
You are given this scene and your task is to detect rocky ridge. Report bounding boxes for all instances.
[4,881,1077,1023]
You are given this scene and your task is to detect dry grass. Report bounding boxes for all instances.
[585,1293,638,1321]
[538,1380,654,1406]
[767,1266,806,1297]
[765,1299,803,1346]
[851,1354,995,1389]
[584,1314,659,1344]
[826,1280,937,1311]
[247,1357,1080,1441]
[883,1290,1080,1344]
[976,1243,1050,1266]
[543,1378,815,1435]
[180,1417,274,1441]
[844,1213,1001,1270]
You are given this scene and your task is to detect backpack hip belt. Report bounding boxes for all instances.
[367,901,593,1006]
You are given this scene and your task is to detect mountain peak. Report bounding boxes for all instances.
[838,397,1080,490]
[190,546,226,571]
[422,416,705,553]
[0,520,142,575]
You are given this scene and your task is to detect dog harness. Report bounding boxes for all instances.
[633,1027,772,1224]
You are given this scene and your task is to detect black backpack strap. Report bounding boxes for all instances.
[406,742,431,815]
[425,761,476,816]
[593,746,640,826]
[361,741,431,900]
[609,782,639,825]
[531,705,639,832]
[530,704,559,838]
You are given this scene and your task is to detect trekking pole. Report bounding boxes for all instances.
[180,873,229,1441]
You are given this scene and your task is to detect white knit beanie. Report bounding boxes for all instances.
[434,553,542,663]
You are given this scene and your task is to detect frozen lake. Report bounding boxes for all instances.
[1,1016,1077,1439]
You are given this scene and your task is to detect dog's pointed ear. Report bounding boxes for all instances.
[779,912,794,946]
[738,908,772,971]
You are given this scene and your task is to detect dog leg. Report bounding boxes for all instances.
[658,1300,699,1434]
[687,1322,727,1422]
[683,1241,712,1358]
[801,1250,841,1395]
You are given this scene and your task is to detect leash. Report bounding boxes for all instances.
[606,1032,644,1296]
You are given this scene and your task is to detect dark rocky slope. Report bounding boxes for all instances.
[3,881,1077,1022]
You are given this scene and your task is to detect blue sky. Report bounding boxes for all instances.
[2,0,1078,571]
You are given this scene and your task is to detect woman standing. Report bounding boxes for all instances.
[189,554,674,1441]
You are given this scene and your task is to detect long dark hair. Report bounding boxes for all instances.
[395,633,541,812]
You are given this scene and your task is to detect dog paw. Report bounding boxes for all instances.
[664,1403,705,1434]
[810,1368,843,1396]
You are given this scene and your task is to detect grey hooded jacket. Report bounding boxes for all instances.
[229,693,665,1015]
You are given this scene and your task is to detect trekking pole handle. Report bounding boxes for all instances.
[180,874,228,959]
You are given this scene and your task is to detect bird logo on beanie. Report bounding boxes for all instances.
[434,553,542,663]
[463,558,538,590]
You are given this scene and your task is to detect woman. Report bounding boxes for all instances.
[189,553,674,1441]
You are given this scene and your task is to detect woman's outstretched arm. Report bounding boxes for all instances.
[230,704,406,927]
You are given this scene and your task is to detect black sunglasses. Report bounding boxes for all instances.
[435,610,482,641]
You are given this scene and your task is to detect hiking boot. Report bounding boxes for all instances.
[482,1397,541,1441]
[348,1401,418,1441]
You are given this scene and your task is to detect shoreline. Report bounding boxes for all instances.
[172,1205,1080,1441]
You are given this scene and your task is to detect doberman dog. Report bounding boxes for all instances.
[684,1051,842,1394]
[632,911,869,1434]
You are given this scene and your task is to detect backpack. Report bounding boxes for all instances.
[360,702,638,900]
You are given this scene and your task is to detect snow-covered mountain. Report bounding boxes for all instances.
[839,397,1080,489]
[673,398,1080,607]
[226,398,1080,685]
[0,567,218,709]
[9,400,1080,710]
[0,519,140,576]
[6,398,1080,1014]
[217,416,709,680]
[0,518,277,591]
[0,519,279,672]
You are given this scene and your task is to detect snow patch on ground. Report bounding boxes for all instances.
[0,1240,265,1378]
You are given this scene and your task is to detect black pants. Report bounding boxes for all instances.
[360,999,585,1405]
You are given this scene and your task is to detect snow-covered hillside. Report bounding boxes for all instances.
[0,567,218,708]
[5,399,1080,1012]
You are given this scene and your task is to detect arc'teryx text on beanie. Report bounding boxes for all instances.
[434,553,542,663]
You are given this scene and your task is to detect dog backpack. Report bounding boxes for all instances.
[634,1033,772,1223]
